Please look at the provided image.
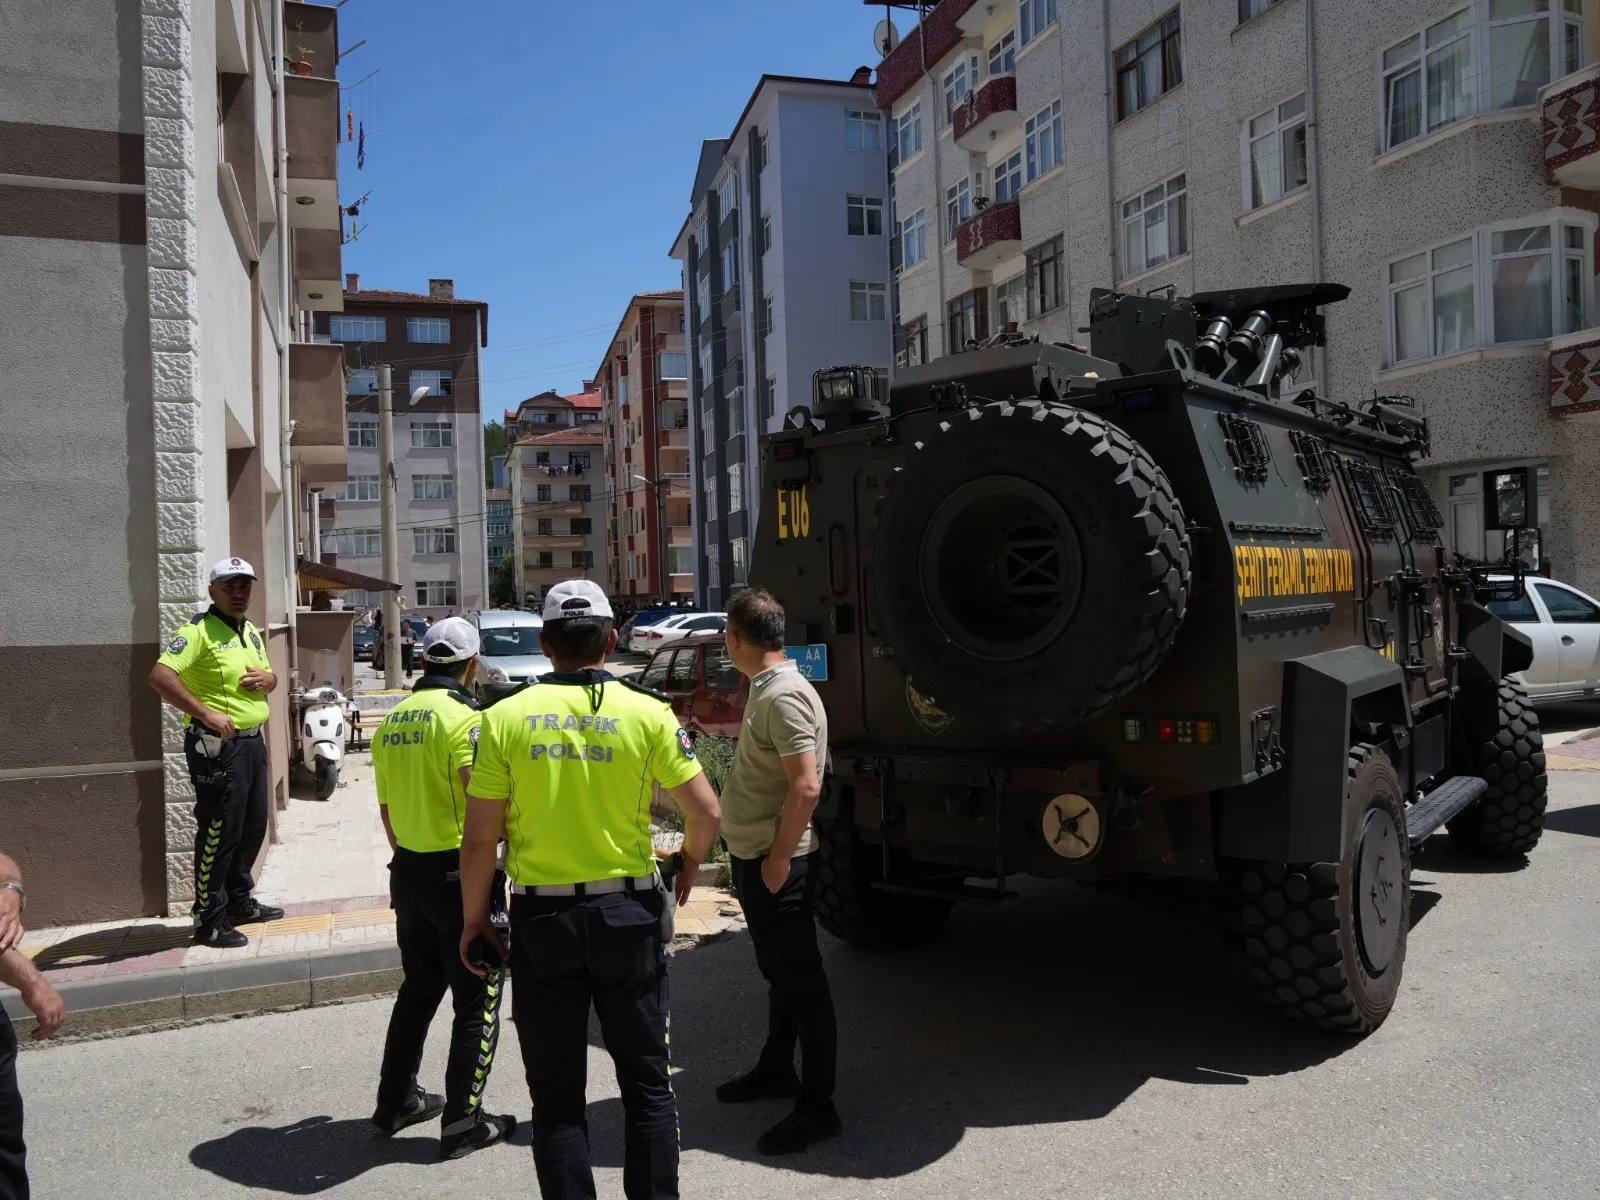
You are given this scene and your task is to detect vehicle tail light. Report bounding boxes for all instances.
[1156,715,1218,746]
[1156,718,1177,743]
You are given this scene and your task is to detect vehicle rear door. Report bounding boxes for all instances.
[1487,587,1558,695]
[663,647,700,725]
[1532,581,1600,692]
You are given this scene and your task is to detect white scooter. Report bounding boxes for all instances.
[292,684,349,800]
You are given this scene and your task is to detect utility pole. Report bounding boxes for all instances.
[378,362,402,689]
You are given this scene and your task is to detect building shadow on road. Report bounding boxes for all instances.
[1543,802,1600,838]
[583,879,1360,1180]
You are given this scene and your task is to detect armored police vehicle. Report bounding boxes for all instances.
[750,283,1547,1034]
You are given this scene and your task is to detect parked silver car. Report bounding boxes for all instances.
[469,609,550,702]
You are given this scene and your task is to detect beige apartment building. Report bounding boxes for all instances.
[509,420,606,605]
[879,0,1600,594]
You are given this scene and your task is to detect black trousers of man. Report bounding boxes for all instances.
[729,852,837,1111]
[185,728,269,926]
[0,1010,28,1200]
[377,848,505,1133]
[510,886,677,1200]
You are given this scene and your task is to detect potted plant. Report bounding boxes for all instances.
[286,46,315,75]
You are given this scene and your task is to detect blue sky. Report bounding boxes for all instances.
[333,0,887,422]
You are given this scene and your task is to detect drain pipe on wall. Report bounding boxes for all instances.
[276,0,299,677]
[920,5,950,350]
[1305,0,1327,391]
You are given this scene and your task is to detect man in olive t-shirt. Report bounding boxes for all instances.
[715,587,841,1157]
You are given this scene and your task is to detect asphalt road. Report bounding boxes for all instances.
[19,771,1600,1198]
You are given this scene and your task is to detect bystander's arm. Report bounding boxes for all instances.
[378,806,399,854]
[762,749,821,893]
[666,775,723,903]
[148,663,235,738]
[0,950,63,1041]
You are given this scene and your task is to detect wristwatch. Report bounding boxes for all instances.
[2,882,24,909]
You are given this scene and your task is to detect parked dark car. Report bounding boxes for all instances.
[353,623,375,661]
[639,632,746,739]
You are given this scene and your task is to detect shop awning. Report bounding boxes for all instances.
[296,557,399,592]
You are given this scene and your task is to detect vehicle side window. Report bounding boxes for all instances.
[687,616,720,631]
[1486,592,1539,622]
[641,652,671,688]
[704,643,739,689]
[1534,582,1600,624]
[667,648,700,691]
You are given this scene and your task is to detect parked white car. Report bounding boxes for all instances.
[630,612,718,653]
[1486,576,1600,704]
[647,612,727,649]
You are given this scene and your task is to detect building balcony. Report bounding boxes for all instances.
[955,199,1022,270]
[285,75,339,229]
[664,474,691,498]
[292,227,342,312]
[876,0,977,109]
[659,427,688,450]
[954,75,1018,151]
[523,534,587,550]
[1549,328,1600,419]
[288,341,347,465]
[284,2,339,74]
[1543,65,1600,188]
[667,525,693,546]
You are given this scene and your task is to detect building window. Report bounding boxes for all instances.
[758,130,769,171]
[329,314,385,342]
[331,527,380,556]
[346,367,377,396]
[763,293,774,338]
[536,484,551,502]
[762,374,777,421]
[535,451,551,466]
[1024,100,1064,182]
[760,213,772,253]
[487,499,510,519]
[726,384,746,437]
[730,537,748,586]
[896,103,924,158]
[1245,94,1307,210]
[993,151,1023,202]
[571,517,593,535]
[706,544,721,589]
[1020,0,1058,45]
[348,419,377,448]
[850,280,888,322]
[1121,174,1188,276]
[1239,0,1282,19]
[409,369,452,397]
[721,240,739,294]
[415,580,458,607]
[899,315,930,366]
[846,108,883,150]
[341,474,379,502]
[1115,10,1183,120]
[488,521,510,539]
[406,316,450,343]
[659,350,688,379]
[572,550,595,569]
[412,474,454,500]
[1383,11,1471,149]
[947,290,990,350]
[719,171,738,217]
[942,55,980,125]
[900,209,928,269]
[988,29,1017,75]
[410,420,453,448]
[1027,236,1065,317]
[945,178,971,238]
[847,194,885,236]
[413,526,457,554]
[727,462,745,514]
[535,552,554,569]
[537,518,553,536]
[995,275,1026,328]
[570,484,592,502]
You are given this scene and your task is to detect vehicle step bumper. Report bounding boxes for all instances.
[873,880,1017,906]
[1405,775,1489,845]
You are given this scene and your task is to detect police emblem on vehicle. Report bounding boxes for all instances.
[906,679,953,735]
[168,635,188,654]
[677,728,696,759]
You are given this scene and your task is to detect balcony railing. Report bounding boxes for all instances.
[876,0,978,109]
[1549,328,1600,418]
[288,342,347,466]
[955,199,1022,270]
[954,75,1019,151]
[1543,64,1600,188]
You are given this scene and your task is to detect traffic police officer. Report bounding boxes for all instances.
[369,617,515,1160]
[459,580,722,1200]
[148,557,285,948]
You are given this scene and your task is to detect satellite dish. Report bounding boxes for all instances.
[874,18,900,55]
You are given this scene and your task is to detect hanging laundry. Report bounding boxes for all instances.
[346,109,354,142]
[357,121,365,169]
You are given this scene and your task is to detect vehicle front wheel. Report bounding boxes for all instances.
[1448,678,1547,858]
[314,759,339,801]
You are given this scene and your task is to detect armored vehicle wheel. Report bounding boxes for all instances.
[1447,679,1547,858]
[873,400,1189,726]
[812,807,952,949]
[1241,745,1409,1034]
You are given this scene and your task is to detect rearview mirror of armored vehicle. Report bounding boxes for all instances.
[810,366,887,426]
[1504,526,1543,572]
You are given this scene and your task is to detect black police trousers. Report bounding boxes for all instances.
[511,886,677,1200]
[376,848,505,1134]
[0,1010,28,1200]
[730,852,837,1110]
[185,728,269,926]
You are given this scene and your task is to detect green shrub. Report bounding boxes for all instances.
[651,734,737,862]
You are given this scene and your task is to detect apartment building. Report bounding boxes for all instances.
[510,427,606,603]
[510,383,604,435]
[487,456,512,566]
[319,275,490,618]
[669,74,895,609]
[878,0,1600,593]
[596,291,695,605]
[0,1,360,924]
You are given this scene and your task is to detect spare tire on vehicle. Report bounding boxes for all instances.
[873,399,1190,728]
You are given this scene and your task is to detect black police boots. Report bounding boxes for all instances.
[756,1103,843,1156]
[715,1065,800,1103]
[439,1112,517,1161]
[193,919,248,949]
[371,1088,444,1136]
[229,897,286,923]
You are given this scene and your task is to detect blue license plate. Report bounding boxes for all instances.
[783,644,829,681]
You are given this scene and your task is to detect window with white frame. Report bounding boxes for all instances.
[409,369,452,397]
[897,103,924,158]
[1239,0,1282,20]
[943,55,980,124]
[340,474,379,501]
[989,29,1017,75]
[659,350,687,379]
[702,464,717,513]
[995,275,1026,328]
[346,367,377,396]
[727,462,745,514]
[1244,94,1307,209]
[758,130,769,171]
[846,108,883,150]
[329,314,385,342]
[406,316,450,343]
[413,526,456,554]
[760,213,772,253]
[1388,218,1593,365]
[488,521,510,539]
[1121,174,1188,276]
[762,374,777,421]
[763,293,774,337]
[410,420,453,448]
[331,527,380,556]
[706,544,720,589]
[412,474,454,500]
[720,172,738,217]
[731,537,748,585]
[1025,100,1063,181]
[847,194,885,236]
[850,280,888,322]
[1020,0,1058,45]
[1027,237,1064,317]
[900,209,928,268]
[415,580,458,607]
[721,240,738,293]
[993,150,1023,201]
[348,418,377,448]
[945,178,971,238]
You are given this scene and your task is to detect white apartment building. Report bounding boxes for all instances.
[670,73,895,609]
[879,0,1600,594]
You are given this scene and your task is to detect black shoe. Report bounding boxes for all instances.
[229,898,286,924]
[756,1104,842,1156]
[716,1066,801,1104]
[371,1089,444,1136]
[193,920,248,949]
[439,1112,516,1160]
